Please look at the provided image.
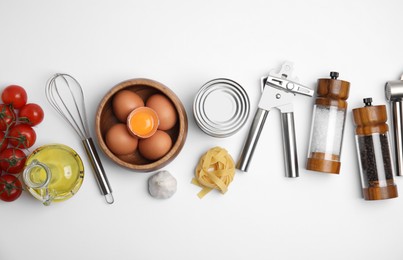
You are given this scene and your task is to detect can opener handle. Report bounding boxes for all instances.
[236,108,269,173]
[280,110,298,177]
[236,106,299,177]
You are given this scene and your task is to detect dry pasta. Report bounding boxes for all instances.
[192,147,235,198]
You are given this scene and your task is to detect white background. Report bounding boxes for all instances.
[1,0,403,259]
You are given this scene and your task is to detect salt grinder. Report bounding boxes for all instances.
[306,72,350,174]
[352,98,398,200]
[385,75,403,176]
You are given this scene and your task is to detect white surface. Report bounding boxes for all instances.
[1,0,403,259]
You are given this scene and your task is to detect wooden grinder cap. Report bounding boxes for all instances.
[352,98,388,135]
[316,72,350,109]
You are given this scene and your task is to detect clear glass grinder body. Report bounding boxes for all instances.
[306,72,350,174]
[352,98,398,200]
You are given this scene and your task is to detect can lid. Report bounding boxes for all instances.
[193,78,250,138]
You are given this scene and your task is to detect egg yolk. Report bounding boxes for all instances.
[129,109,157,137]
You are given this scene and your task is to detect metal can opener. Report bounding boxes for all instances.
[236,61,314,177]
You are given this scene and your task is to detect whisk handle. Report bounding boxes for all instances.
[83,138,114,204]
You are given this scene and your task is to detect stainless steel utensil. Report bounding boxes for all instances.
[45,73,114,204]
[385,75,403,177]
[236,62,314,177]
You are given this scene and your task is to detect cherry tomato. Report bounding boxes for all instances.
[0,132,8,152]
[8,124,36,149]
[0,148,26,174]
[1,85,27,109]
[18,103,44,126]
[0,104,16,131]
[0,174,22,202]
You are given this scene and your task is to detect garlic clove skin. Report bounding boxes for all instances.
[148,170,177,199]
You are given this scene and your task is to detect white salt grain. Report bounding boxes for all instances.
[309,105,346,157]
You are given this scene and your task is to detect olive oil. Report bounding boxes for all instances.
[24,144,84,204]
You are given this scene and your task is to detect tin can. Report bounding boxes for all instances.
[193,78,250,138]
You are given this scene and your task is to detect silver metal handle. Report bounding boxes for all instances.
[83,138,114,204]
[236,108,269,172]
[391,101,403,176]
[280,112,299,178]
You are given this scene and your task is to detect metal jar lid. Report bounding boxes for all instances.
[193,78,250,138]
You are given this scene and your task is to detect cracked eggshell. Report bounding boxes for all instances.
[148,170,177,199]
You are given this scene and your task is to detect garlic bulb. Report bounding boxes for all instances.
[148,170,177,199]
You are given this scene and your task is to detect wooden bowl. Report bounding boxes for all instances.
[95,78,188,172]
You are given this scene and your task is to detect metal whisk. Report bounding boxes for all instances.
[45,73,114,204]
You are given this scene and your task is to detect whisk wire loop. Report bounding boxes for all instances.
[45,73,90,140]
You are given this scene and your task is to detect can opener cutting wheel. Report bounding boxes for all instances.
[236,61,314,177]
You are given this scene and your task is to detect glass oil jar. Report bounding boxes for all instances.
[352,98,398,200]
[306,72,350,174]
[23,144,84,205]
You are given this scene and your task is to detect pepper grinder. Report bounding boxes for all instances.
[306,72,350,174]
[352,98,398,200]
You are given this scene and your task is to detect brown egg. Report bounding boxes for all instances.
[105,123,138,155]
[146,94,177,130]
[138,130,172,160]
[113,90,144,122]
